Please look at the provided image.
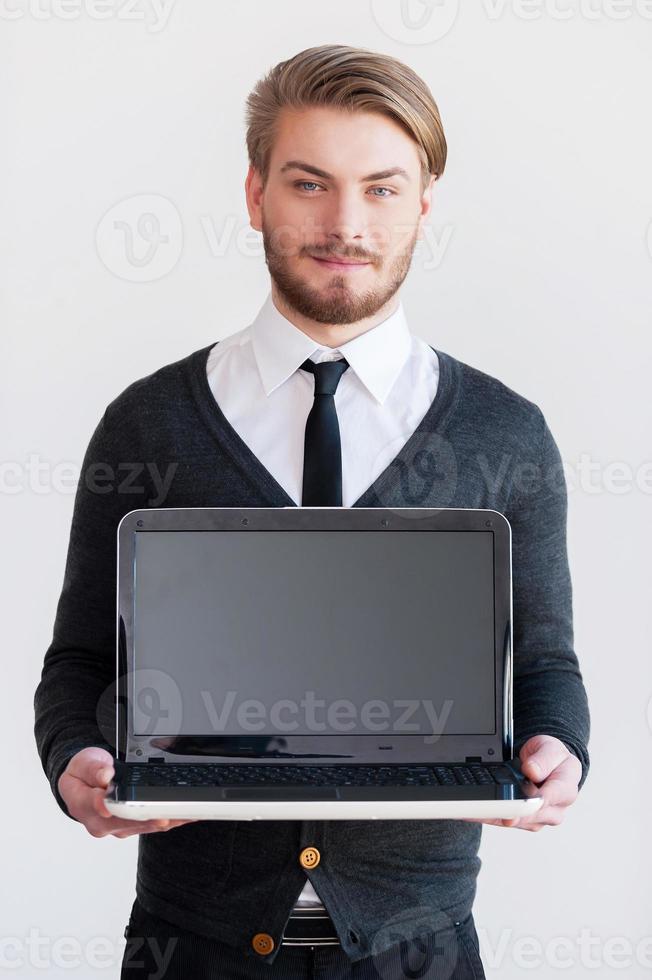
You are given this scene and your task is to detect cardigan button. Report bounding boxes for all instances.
[299,846,321,869]
[251,933,275,956]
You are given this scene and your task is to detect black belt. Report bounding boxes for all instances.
[281,907,341,947]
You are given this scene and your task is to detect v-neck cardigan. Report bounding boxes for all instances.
[34,340,590,966]
[189,341,460,509]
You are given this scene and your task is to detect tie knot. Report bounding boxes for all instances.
[299,357,349,396]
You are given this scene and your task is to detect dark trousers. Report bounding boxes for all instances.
[120,898,486,979]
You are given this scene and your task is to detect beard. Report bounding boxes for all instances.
[261,216,418,325]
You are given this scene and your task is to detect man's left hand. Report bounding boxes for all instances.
[461,734,582,832]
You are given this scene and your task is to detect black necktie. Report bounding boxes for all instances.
[299,357,350,506]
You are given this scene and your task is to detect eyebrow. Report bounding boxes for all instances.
[279,160,411,183]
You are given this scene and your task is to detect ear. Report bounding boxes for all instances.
[416,174,438,241]
[245,164,264,233]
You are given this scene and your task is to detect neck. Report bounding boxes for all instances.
[270,283,400,348]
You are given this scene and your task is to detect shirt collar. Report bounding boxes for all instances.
[250,292,412,405]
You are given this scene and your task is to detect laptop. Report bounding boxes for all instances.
[104,506,543,821]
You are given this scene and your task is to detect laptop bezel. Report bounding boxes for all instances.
[115,506,513,766]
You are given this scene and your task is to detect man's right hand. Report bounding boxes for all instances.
[58,747,197,838]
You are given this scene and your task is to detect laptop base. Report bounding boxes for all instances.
[105,793,543,821]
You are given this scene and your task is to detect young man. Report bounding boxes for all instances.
[34,44,590,979]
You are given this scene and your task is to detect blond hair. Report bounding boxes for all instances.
[245,44,447,193]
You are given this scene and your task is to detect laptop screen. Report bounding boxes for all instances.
[132,530,496,738]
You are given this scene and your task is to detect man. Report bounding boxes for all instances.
[34,44,590,979]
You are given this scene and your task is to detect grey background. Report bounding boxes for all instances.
[4,1,651,977]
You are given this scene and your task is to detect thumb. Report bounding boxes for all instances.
[519,735,566,783]
[521,754,542,782]
[67,747,115,788]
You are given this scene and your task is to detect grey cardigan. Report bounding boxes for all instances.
[33,342,590,966]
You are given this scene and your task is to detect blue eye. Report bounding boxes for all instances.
[293,181,395,198]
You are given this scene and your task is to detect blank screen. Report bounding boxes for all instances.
[132,530,496,737]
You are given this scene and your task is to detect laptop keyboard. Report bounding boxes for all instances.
[118,763,518,787]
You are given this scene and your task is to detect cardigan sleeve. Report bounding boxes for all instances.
[507,410,591,789]
[33,407,147,819]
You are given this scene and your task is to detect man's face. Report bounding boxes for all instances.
[246,106,435,325]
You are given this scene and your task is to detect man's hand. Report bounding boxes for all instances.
[461,734,582,832]
[58,747,198,838]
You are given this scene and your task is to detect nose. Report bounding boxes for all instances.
[323,188,367,247]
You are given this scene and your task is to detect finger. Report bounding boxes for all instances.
[88,819,166,838]
[67,749,115,789]
[144,818,199,830]
[89,783,199,823]
[459,817,517,827]
[60,771,110,820]
[519,805,566,829]
[110,822,184,838]
[520,737,569,783]
[128,819,173,833]
[504,805,567,832]
[108,818,198,838]
[146,818,198,830]
[90,784,116,819]
[96,815,196,834]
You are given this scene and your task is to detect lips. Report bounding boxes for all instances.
[310,255,370,268]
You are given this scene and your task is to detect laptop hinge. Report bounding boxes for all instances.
[465,756,483,763]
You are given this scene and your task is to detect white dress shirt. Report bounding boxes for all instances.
[206,290,439,905]
[207,292,439,508]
